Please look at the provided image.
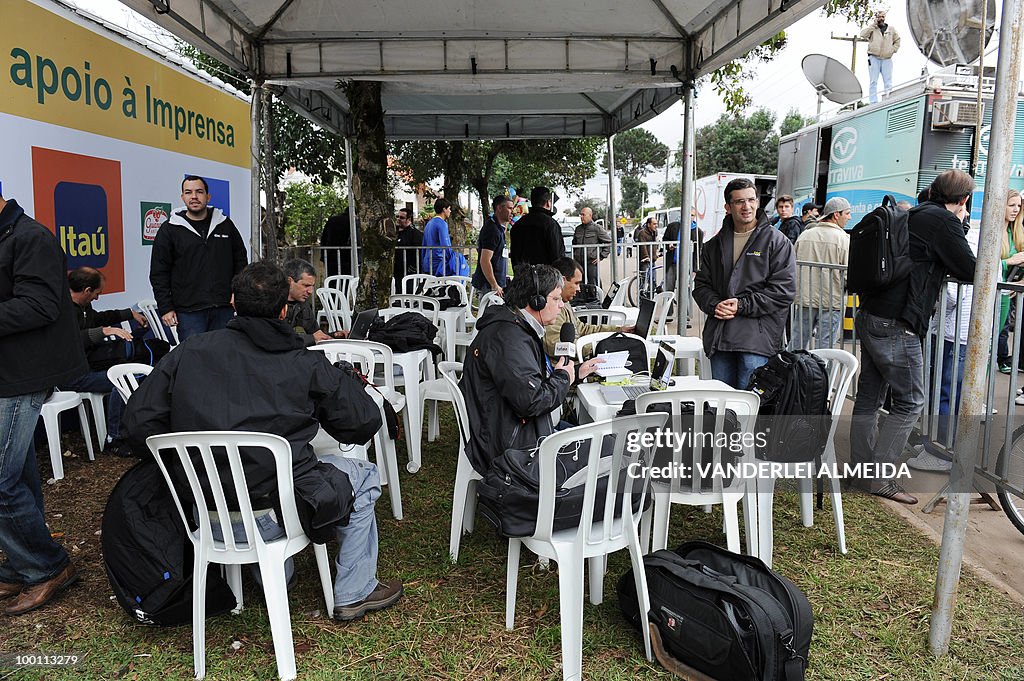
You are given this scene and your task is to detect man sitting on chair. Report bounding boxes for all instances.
[542,257,634,359]
[122,262,403,621]
[282,258,345,345]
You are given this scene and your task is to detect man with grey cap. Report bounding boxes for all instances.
[791,197,851,350]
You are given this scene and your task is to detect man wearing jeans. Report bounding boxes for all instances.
[850,170,976,504]
[124,262,403,621]
[150,176,248,341]
[860,10,900,103]
[791,197,851,350]
[0,192,88,615]
[693,178,796,389]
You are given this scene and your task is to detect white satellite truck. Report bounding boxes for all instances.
[693,173,776,240]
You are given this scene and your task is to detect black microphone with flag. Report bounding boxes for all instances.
[555,322,576,360]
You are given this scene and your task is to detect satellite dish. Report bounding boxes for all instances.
[908,0,996,66]
[802,54,862,113]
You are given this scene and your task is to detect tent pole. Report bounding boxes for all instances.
[677,84,696,335]
[260,87,275,262]
[345,137,357,279]
[607,135,618,283]
[250,80,263,260]
[930,0,1023,655]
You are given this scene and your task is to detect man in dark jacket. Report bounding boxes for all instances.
[460,264,603,474]
[393,207,423,292]
[123,262,403,621]
[150,176,248,341]
[282,258,338,346]
[692,178,796,389]
[0,193,87,616]
[572,206,612,286]
[509,187,563,269]
[320,209,362,278]
[63,267,150,456]
[850,169,977,505]
[774,195,804,244]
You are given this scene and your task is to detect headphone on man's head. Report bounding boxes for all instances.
[528,266,547,312]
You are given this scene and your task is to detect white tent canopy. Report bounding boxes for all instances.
[118,0,826,139]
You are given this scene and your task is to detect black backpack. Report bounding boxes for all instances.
[418,283,466,310]
[592,332,648,374]
[618,541,812,681]
[86,336,171,371]
[102,461,236,626]
[367,311,443,357]
[846,195,913,294]
[746,351,831,463]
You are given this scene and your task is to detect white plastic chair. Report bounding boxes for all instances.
[40,390,95,480]
[757,348,859,567]
[434,275,472,306]
[437,362,482,562]
[387,294,441,326]
[651,290,676,336]
[504,414,667,681]
[315,287,352,333]
[397,274,437,295]
[323,274,358,309]
[454,291,502,358]
[77,391,108,449]
[107,363,154,402]
[418,360,463,444]
[649,334,711,378]
[575,309,628,326]
[145,431,334,681]
[635,388,761,556]
[137,298,179,345]
[608,277,631,307]
[307,343,404,520]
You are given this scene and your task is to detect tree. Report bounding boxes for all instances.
[574,197,608,220]
[689,108,780,179]
[620,176,647,218]
[281,182,347,246]
[660,180,681,209]
[781,109,814,137]
[602,128,670,178]
[341,81,395,309]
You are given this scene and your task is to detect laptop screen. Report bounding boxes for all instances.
[348,308,379,340]
[633,297,656,339]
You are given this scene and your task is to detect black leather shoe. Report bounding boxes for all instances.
[872,480,918,505]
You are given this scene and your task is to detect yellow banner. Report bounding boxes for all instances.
[3,0,250,168]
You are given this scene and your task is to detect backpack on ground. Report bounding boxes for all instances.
[618,541,813,681]
[846,194,913,294]
[745,351,830,463]
[103,461,236,626]
[367,311,443,357]
[418,283,466,310]
[591,332,648,375]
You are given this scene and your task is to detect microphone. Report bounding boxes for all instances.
[554,322,576,360]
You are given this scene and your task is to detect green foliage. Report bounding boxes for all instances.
[620,176,647,217]
[688,108,782,179]
[176,42,346,185]
[281,182,347,246]
[574,196,608,217]
[781,109,814,137]
[602,128,670,178]
[660,179,682,209]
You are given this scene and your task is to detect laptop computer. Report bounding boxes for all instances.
[600,281,621,309]
[599,341,676,403]
[633,296,656,339]
[348,307,379,340]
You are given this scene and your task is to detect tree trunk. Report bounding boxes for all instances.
[341,81,395,309]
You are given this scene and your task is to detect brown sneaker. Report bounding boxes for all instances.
[0,581,23,599]
[333,579,403,622]
[3,564,79,616]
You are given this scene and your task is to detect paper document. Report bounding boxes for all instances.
[593,350,633,378]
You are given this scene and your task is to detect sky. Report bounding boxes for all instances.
[68,0,998,212]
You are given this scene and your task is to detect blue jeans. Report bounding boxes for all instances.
[791,307,843,350]
[850,311,925,468]
[867,56,893,103]
[176,306,235,341]
[0,391,70,585]
[60,370,124,441]
[710,351,770,390]
[219,455,381,606]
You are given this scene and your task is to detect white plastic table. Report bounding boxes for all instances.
[575,376,733,423]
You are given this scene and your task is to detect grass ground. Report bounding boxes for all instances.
[3,412,1024,681]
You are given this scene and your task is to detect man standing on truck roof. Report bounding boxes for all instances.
[861,9,900,104]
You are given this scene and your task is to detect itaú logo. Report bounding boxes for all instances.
[830,127,858,165]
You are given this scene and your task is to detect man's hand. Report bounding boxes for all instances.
[131,311,149,328]
[578,356,606,380]
[102,326,133,341]
[313,330,333,342]
[162,311,178,327]
[590,258,599,265]
[714,298,739,320]
[554,356,577,384]
[493,285,504,297]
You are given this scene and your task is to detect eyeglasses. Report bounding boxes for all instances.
[729,198,758,207]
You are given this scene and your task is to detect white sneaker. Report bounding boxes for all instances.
[907,449,953,472]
